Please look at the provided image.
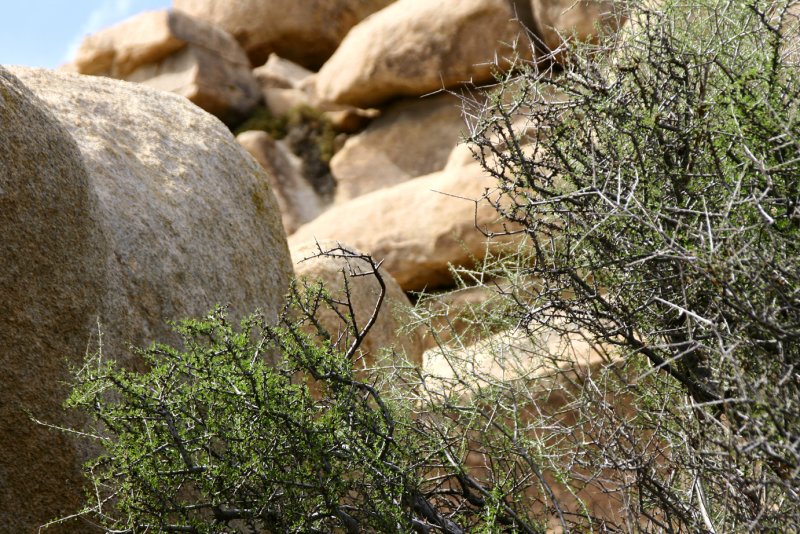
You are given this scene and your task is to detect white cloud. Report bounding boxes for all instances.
[63,0,135,63]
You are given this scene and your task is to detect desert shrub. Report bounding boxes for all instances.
[52,248,557,533]
[462,0,800,529]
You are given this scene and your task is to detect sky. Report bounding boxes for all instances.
[1,0,172,69]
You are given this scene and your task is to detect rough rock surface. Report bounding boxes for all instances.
[0,65,109,534]
[11,66,293,357]
[262,87,312,117]
[3,66,292,530]
[315,0,526,107]
[423,328,612,386]
[423,327,625,529]
[237,130,326,234]
[531,0,624,54]
[331,93,466,202]
[173,0,396,69]
[444,143,479,170]
[74,9,260,125]
[253,53,313,90]
[291,241,425,368]
[75,9,185,77]
[290,163,515,291]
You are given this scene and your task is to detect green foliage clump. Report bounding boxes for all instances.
[62,296,417,533]
[55,249,557,533]
[235,104,338,197]
[233,105,287,138]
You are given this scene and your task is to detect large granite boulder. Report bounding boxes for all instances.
[73,9,260,125]
[291,241,425,368]
[290,163,516,291]
[172,0,396,69]
[331,93,466,203]
[0,66,109,534]
[11,66,293,349]
[2,67,293,530]
[314,0,527,108]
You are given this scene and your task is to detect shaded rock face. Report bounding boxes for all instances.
[0,66,109,533]
[74,9,260,125]
[331,93,466,203]
[314,0,527,108]
[290,163,516,291]
[291,241,425,369]
[172,0,396,69]
[11,67,293,356]
[237,130,327,235]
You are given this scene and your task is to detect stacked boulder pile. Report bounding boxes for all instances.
[2,0,622,531]
[66,0,619,292]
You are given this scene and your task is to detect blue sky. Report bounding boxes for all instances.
[1,0,172,69]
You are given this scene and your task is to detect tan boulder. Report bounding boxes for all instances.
[262,87,313,117]
[11,66,293,358]
[290,163,517,291]
[423,327,613,388]
[172,0,396,69]
[444,143,478,170]
[323,106,380,134]
[74,9,260,125]
[253,53,313,90]
[236,130,327,234]
[252,54,318,118]
[0,65,109,534]
[331,93,467,202]
[530,0,625,54]
[75,10,182,77]
[291,241,425,368]
[314,0,527,108]
[4,67,292,530]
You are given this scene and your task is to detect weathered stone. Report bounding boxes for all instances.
[253,53,313,90]
[323,107,380,134]
[290,163,516,291]
[417,283,505,351]
[444,143,478,170]
[423,328,613,394]
[262,87,312,117]
[331,93,466,202]
[237,130,326,234]
[315,0,527,108]
[423,327,625,530]
[173,0,396,69]
[11,66,293,359]
[74,9,186,77]
[0,65,109,534]
[5,68,293,530]
[74,10,260,125]
[291,241,425,368]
